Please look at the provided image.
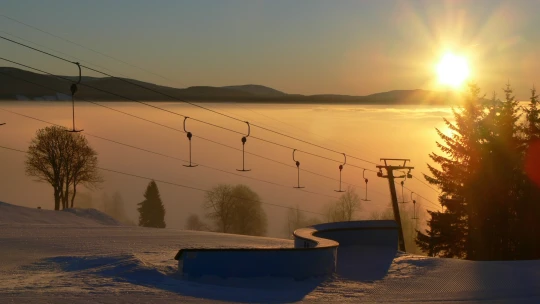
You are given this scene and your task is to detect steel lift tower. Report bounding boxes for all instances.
[376,158,414,252]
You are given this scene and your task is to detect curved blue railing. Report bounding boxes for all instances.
[175,220,398,280]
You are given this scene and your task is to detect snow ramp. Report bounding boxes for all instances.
[175,220,397,280]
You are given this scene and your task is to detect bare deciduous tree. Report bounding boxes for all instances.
[204,184,267,236]
[324,186,361,222]
[25,126,102,210]
[204,184,236,233]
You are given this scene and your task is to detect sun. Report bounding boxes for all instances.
[436,53,470,88]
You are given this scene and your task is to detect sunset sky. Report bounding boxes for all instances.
[2,0,539,98]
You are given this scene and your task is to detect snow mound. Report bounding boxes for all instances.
[0,201,120,226]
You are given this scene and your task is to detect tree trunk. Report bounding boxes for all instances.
[70,182,77,208]
[54,188,61,211]
[63,178,70,209]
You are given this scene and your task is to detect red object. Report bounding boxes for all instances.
[525,140,540,187]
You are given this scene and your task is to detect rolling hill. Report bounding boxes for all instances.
[0,67,455,104]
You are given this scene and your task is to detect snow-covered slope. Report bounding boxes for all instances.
[0,201,120,226]
[1,201,539,303]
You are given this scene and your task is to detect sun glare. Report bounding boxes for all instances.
[436,53,470,88]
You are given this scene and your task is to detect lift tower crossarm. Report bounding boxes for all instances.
[376,158,414,252]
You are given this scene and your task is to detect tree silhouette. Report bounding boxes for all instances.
[137,181,166,228]
[417,83,540,260]
[25,126,101,210]
[324,186,361,222]
[204,184,267,236]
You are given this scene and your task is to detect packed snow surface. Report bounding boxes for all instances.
[1,202,540,303]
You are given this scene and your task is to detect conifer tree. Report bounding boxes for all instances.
[137,181,166,228]
[417,83,537,260]
[417,83,486,259]
[524,87,540,141]
[481,83,523,260]
[520,87,540,258]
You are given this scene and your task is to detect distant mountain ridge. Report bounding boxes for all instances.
[223,85,287,97]
[0,67,456,105]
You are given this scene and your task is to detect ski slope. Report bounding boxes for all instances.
[1,202,540,303]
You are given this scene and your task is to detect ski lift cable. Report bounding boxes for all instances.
[1,144,437,214]
[394,181,440,209]
[0,15,176,85]
[0,58,435,209]
[0,97,372,194]
[0,109,344,201]
[0,145,327,216]
[0,30,138,81]
[2,71,440,210]
[0,71,438,206]
[0,36,380,168]
[413,174,440,193]
[0,19,379,166]
[0,56,378,172]
[0,106,353,201]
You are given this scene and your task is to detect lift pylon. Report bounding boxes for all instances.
[376,158,414,252]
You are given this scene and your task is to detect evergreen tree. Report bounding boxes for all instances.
[417,83,537,260]
[520,87,540,258]
[417,83,485,259]
[137,181,166,228]
[481,83,523,260]
[524,87,540,141]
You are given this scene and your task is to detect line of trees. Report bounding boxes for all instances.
[417,83,540,260]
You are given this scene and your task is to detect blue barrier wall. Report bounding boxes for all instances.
[310,220,398,248]
[178,247,336,280]
[175,220,398,279]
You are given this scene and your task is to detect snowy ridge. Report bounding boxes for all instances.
[0,201,120,226]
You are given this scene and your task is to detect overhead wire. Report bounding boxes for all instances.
[0,66,441,212]
[0,30,134,81]
[0,104,345,201]
[0,15,176,85]
[0,37,442,211]
[0,54,378,173]
[1,16,380,164]
[0,69,379,193]
[0,35,380,170]
[0,145,326,216]
[0,103,441,212]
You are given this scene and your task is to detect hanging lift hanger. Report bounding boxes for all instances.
[361,169,371,201]
[334,153,346,192]
[67,62,83,133]
[292,149,305,189]
[183,117,197,168]
[237,121,251,172]
[399,174,409,203]
[411,192,418,220]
